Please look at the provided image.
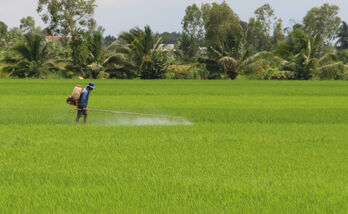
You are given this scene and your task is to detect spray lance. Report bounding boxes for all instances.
[70,108,172,118]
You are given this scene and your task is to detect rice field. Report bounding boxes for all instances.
[0,79,347,213]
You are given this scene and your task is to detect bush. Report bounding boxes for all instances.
[97,71,110,79]
[0,70,7,78]
[269,70,296,80]
[198,58,223,79]
[106,69,137,79]
[315,64,347,80]
[165,65,193,79]
[165,64,208,80]
[245,69,296,80]
[333,71,348,80]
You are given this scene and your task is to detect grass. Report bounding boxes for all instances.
[0,79,347,213]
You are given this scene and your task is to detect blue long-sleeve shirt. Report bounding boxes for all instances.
[78,88,90,108]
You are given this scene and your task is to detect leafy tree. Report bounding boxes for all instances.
[37,0,96,36]
[272,18,285,45]
[254,3,275,37]
[203,2,243,59]
[303,3,341,44]
[337,22,348,50]
[160,32,181,44]
[199,2,245,79]
[37,0,97,74]
[20,16,36,33]
[0,21,7,38]
[337,49,348,64]
[246,17,268,52]
[87,18,104,34]
[0,21,8,50]
[253,3,278,50]
[180,4,204,58]
[3,27,23,50]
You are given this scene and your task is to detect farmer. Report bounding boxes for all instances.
[76,82,96,124]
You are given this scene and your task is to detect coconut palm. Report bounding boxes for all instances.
[119,26,165,64]
[218,56,238,79]
[3,33,54,78]
[118,25,172,78]
[274,33,344,79]
[211,41,276,79]
[85,31,137,78]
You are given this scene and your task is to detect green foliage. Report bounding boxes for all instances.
[160,32,181,44]
[104,35,116,46]
[37,0,97,36]
[239,51,276,75]
[119,25,172,79]
[337,49,348,63]
[254,3,275,37]
[198,57,222,79]
[70,35,90,75]
[272,18,285,45]
[247,68,296,80]
[218,56,238,79]
[0,21,8,51]
[203,2,243,59]
[0,21,7,38]
[165,65,203,79]
[20,16,36,33]
[246,18,269,52]
[3,33,55,78]
[0,2,347,80]
[2,27,23,51]
[274,27,342,80]
[47,41,70,61]
[180,4,204,59]
[140,50,171,79]
[337,22,348,50]
[303,3,341,44]
[37,0,97,73]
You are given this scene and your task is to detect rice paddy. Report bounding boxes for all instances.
[0,79,347,213]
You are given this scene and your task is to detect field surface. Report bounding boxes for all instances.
[0,79,347,213]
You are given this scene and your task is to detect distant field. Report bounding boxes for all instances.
[0,79,347,213]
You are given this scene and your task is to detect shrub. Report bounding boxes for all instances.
[245,69,296,80]
[97,71,110,79]
[198,58,223,79]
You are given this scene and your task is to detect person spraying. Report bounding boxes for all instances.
[75,82,96,124]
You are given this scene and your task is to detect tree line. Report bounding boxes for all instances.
[1,0,348,80]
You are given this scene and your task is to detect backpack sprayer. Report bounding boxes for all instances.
[66,85,171,118]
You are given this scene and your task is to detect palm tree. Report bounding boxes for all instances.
[119,26,165,64]
[86,31,137,78]
[3,33,54,78]
[275,33,344,79]
[218,56,238,79]
[211,42,276,79]
[118,25,172,78]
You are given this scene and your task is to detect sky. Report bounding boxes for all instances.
[1,0,348,36]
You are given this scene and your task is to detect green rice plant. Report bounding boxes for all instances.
[0,79,347,213]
